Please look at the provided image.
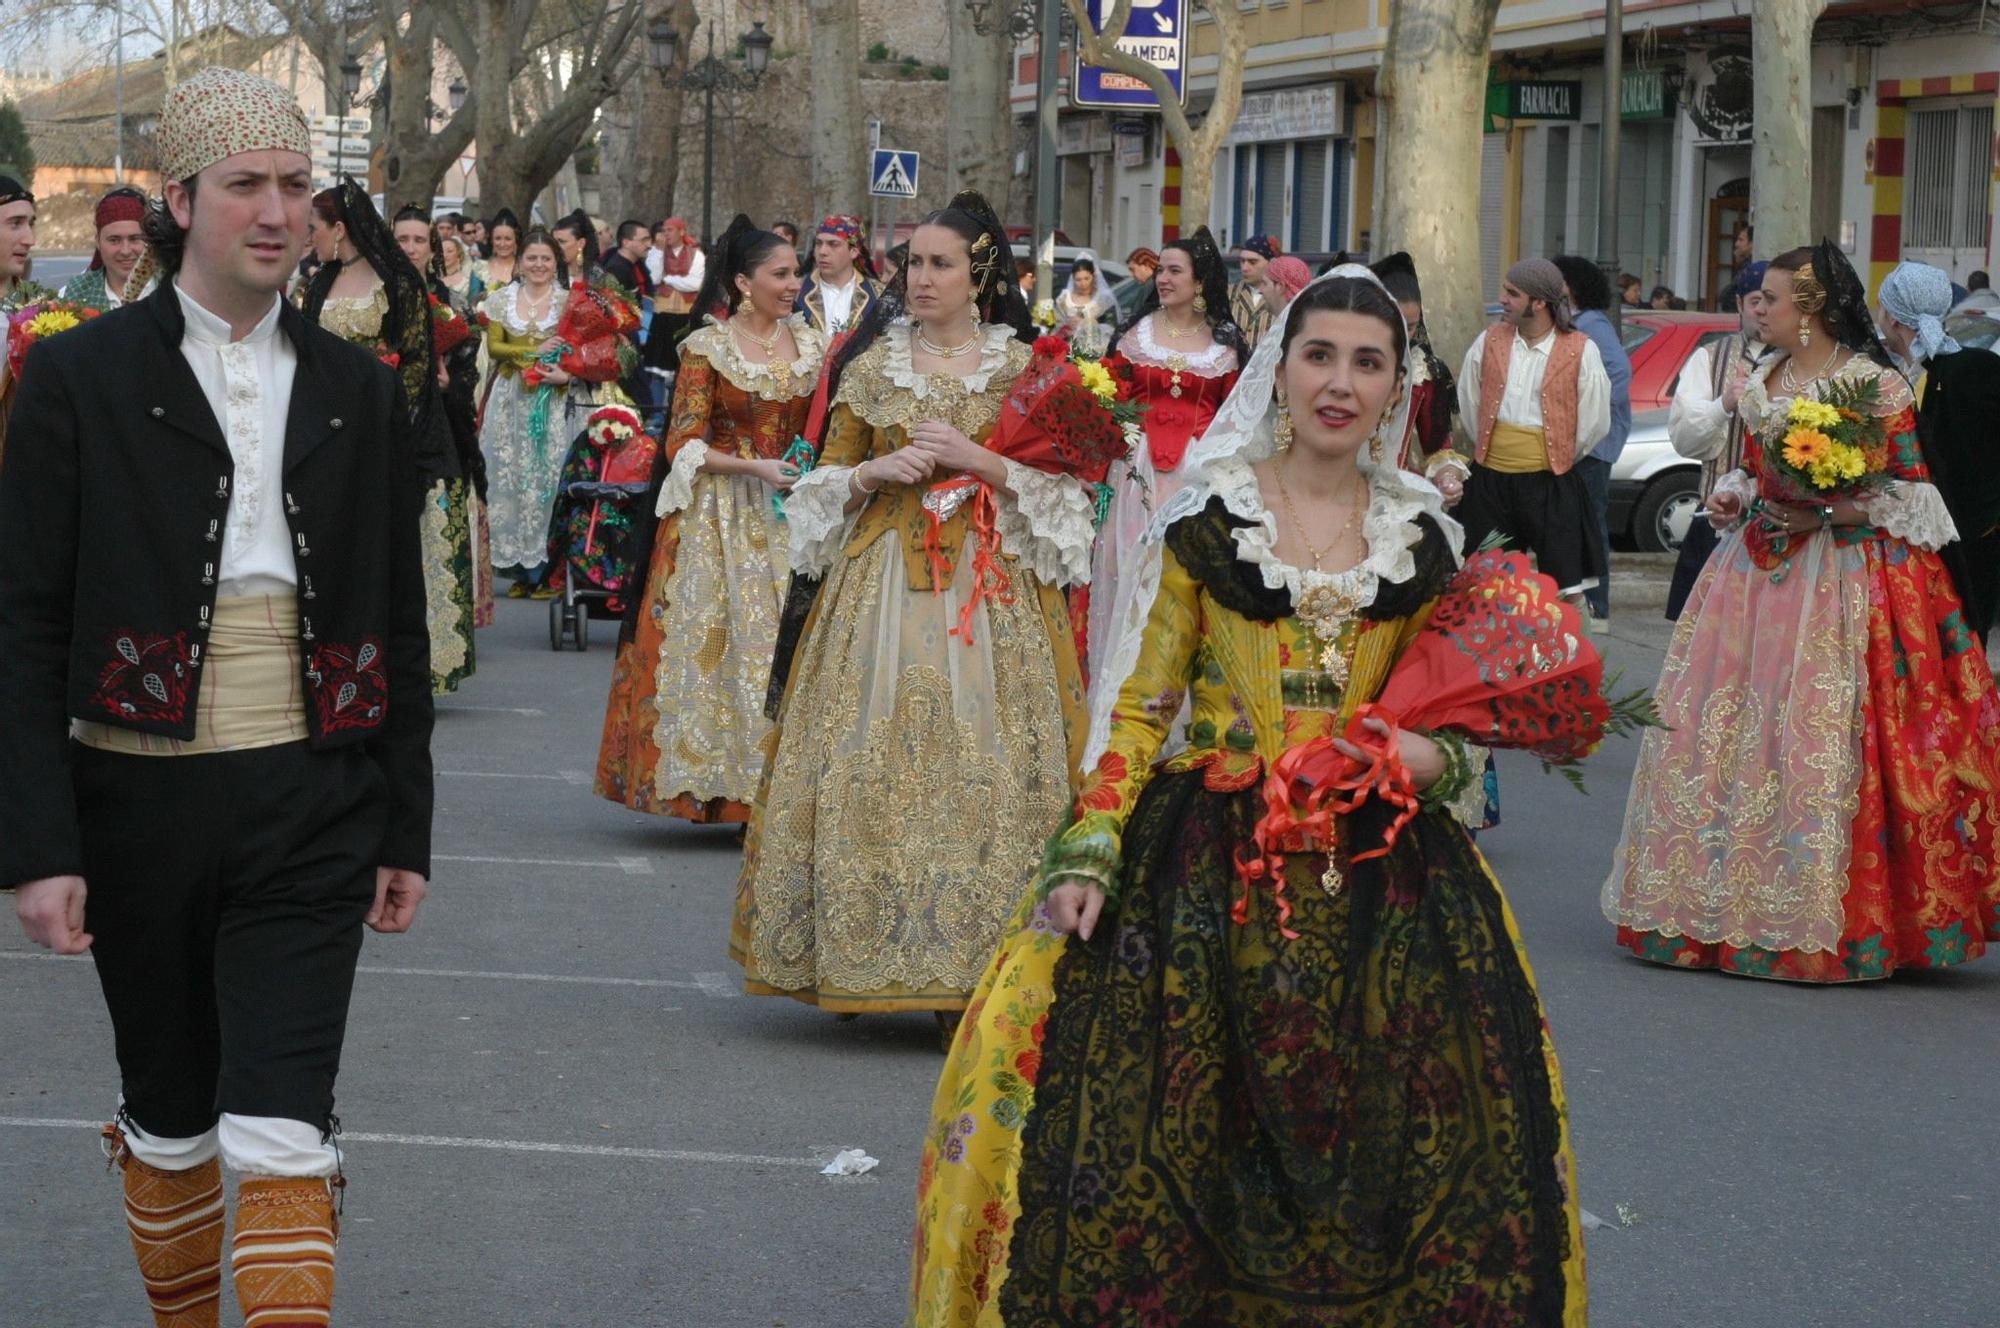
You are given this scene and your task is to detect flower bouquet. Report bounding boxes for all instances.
[1758,379,1889,500]
[525,280,643,440]
[922,334,1143,644]
[6,300,102,381]
[1234,550,1661,936]
[430,292,472,356]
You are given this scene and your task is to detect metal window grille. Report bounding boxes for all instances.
[1256,143,1288,241]
[1905,103,1994,250]
[1294,140,1328,252]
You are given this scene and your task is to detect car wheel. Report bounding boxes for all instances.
[1632,471,1702,553]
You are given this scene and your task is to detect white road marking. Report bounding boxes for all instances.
[437,769,591,785]
[435,705,547,717]
[432,853,654,876]
[0,1117,824,1168]
[0,951,737,995]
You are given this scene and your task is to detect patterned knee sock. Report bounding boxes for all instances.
[231,1176,338,1328]
[119,1152,226,1327]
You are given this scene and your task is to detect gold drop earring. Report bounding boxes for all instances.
[1798,318,1812,348]
[1274,395,1295,451]
[1192,293,1207,315]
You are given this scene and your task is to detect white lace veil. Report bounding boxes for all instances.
[1082,264,1462,767]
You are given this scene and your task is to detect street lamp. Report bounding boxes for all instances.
[649,18,773,241]
[340,51,362,106]
[448,78,467,114]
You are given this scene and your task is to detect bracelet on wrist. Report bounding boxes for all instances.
[1417,730,1475,814]
[852,467,880,496]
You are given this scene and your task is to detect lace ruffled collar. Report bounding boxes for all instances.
[493,281,563,335]
[1123,312,1237,375]
[1744,350,1909,427]
[1203,453,1461,608]
[879,319,1021,397]
[682,313,827,400]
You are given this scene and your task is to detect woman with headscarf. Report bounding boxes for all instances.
[301,181,474,692]
[1084,227,1243,691]
[733,191,1090,1034]
[912,268,1599,1326]
[594,215,826,822]
[1605,242,2000,982]
[1053,252,1117,355]
[1878,258,2000,644]
[58,187,150,311]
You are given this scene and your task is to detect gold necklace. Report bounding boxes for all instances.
[915,325,982,358]
[730,317,794,390]
[1274,454,1366,571]
[1780,346,1840,394]
[1160,311,1205,339]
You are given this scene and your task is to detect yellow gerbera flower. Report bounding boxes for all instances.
[1782,427,1833,469]
[1787,399,1843,431]
[24,310,80,338]
[1076,359,1117,404]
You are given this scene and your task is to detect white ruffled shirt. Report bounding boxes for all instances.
[174,281,297,596]
[1457,326,1613,458]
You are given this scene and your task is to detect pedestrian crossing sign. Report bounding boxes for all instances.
[870,149,920,199]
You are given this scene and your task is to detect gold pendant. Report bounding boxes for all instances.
[1321,855,1344,899]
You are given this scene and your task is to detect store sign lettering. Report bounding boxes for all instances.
[1510,81,1581,121]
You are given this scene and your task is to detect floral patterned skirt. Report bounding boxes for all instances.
[729,534,1085,1013]
[472,493,496,629]
[1604,529,2000,981]
[421,477,477,694]
[910,778,1587,1327]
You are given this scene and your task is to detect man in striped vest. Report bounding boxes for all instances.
[1454,257,1614,605]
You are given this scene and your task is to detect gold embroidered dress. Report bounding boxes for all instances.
[730,321,1094,1013]
[594,315,826,822]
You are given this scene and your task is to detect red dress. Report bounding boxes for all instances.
[1605,357,2000,981]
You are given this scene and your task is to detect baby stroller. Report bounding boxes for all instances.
[543,403,659,651]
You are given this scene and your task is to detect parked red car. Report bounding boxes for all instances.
[1620,309,1739,411]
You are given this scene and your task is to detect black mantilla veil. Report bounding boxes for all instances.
[760,188,1032,716]
[302,178,452,481]
[1371,250,1456,433]
[1105,225,1246,363]
[395,201,487,500]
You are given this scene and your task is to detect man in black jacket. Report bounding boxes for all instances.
[1879,259,2000,645]
[0,65,432,1327]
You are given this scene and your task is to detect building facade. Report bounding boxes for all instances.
[1017,0,2000,302]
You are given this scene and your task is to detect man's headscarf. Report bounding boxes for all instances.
[87,188,146,271]
[1879,259,1962,364]
[0,175,32,209]
[1505,257,1573,332]
[1266,255,1312,305]
[1238,235,1280,261]
[157,66,310,183]
[816,214,864,247]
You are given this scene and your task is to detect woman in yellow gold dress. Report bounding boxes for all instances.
[910,270,1593,1326]
[595,215,826,822]
[733,192,1092,1025]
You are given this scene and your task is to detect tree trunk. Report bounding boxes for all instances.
[809,0,866,219]
[945,2,1014,207]
[1751,0,1830,256]
[378,2,477,210]
[470,0,532,215]
[1374,0,1504,376]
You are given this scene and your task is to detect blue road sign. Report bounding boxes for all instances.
[870,149,920,199]
[1073,0,1186,111]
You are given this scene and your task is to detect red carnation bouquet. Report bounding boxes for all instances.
[922,334,1142,643]
[430,292,472,356]
[1233,550,1661,936]
[7,300,102,381]
[524,280,642,389]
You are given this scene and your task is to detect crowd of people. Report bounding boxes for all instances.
[2,61,1998,1328]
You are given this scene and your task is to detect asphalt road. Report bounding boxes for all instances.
[4,581,1997,1328]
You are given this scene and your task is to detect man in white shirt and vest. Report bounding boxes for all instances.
[1,66,432,1328]
[1455,257,1614,604]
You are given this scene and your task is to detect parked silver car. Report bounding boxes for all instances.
[1607,408,1701,553]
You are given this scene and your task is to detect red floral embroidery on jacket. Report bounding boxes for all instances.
[92,631,195,724]
[307,636,388,734]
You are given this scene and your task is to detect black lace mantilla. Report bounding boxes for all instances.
[1165,494,1457,623]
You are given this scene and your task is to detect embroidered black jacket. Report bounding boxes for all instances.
[0,284,434,888]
